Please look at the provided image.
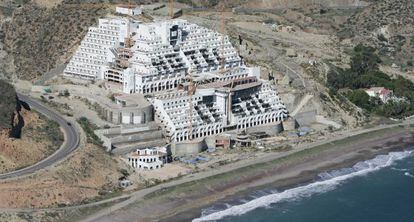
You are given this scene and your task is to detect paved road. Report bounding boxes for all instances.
[0,119,412,218]
[0,93,80,180]
[80,120,414,222]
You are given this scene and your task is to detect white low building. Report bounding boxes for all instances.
[127,147,168,170]
[365,87,393,103]
[116,6,142,16]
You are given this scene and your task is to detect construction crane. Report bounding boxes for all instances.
[187,70,196,141]
[117,0,134,69]
[125,0,133,48]
[169,0,174,19]
[219,4,226,74]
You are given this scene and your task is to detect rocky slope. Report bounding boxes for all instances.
[2,0,411,81]
[339,0,414,69]
[0,79,64,173]
[239,0,370,8]
[0,1,109,80]
[0,80,16,131]
[0,108,63,173]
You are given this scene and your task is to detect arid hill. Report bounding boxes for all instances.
[236,0,369,8]
[0,0,412,80]
[0,108,63,173]
[339,0,414,69]
[0,80,16,130]
[1,1,109,81]
[0,0,160,81]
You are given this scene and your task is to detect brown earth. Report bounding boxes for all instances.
[0,142,123,208]
[138,127,414,222]
[0,109,63,174]
[339,0,414,68]
[0,0,172,81]
[240,0,370,8]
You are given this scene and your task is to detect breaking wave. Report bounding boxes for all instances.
[192,151,413,222]
[404,172,414,178]
[391,167,409,172]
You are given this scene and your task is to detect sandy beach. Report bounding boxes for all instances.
[79,124,414,222]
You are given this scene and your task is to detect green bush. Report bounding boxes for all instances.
[347,89,380,112]
[327,44,414,118]
[77,117,103,146]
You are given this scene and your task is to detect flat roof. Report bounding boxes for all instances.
[115,93,151,107]
[116,5,140,9]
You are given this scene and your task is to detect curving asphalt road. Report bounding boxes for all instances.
[0,93,80,180]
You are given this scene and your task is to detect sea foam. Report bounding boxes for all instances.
[192,151,413,222]
[404,172,414,178]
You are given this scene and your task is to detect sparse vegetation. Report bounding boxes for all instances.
[0,80,16,130]
[1,109,64,173]
[37,117,65,148]
[340,0,414,67]
[77,117,103,146]
[327,44,414,118]
[1,1,109,80]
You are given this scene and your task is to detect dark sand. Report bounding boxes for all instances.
[84,126,414,222]
[161,128,414,222]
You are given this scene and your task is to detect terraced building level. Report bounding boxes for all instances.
[64,17,288,143]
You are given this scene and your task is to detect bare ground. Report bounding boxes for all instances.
[0,141,124,209]
[0,109,63,174]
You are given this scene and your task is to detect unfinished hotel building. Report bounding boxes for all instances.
[64,17,289,144]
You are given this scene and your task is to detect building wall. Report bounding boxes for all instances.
[295,110,317,126]
[128,155,166,170]
[97,102,153,125]
[64,18,128,80]
[116,7,142,16]
[170,139,207,156]
[245,121,284,135]
[95,124,163,151]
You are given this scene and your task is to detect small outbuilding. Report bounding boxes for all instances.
[127,147,169,170]
[234,131,251,148]
[216,135,231,149]
[116,5,142,16]
[119,178,133,188]
[365,87,393,103]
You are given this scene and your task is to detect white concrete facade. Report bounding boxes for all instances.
[127,147,168,170]
[65,18,247,91]
[150,77,289,143]
[123,19,244,94]
[65,18,289,144]
[116,6,142,16]
[64,18,129,80]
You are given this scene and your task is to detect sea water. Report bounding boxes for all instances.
[193,150,414,222]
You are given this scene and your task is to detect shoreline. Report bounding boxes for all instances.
[4,124,412,222]
[159,127,414,222]
[170,148,412,222]
[77,124,414,222]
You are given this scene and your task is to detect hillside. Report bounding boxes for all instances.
[0,108,63,173]
[339,0,414,69]
[0,0,167,81]
[0,1,109,80]
[0,79,64,173]
[183,0,371,8]
[0,80,16,130]
[239,0,370,8]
